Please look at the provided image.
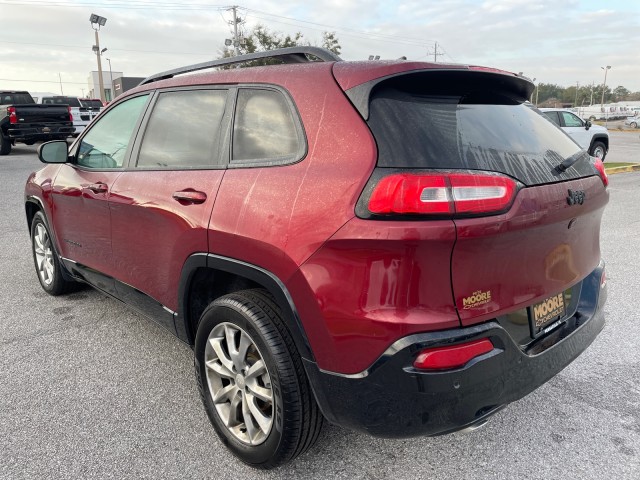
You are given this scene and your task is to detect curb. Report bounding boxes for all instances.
[605,164,640,175]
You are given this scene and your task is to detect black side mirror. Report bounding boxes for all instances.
[37,140,68,164]
[585,120,592,130]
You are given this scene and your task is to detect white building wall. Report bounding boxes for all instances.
[87,70,123,102]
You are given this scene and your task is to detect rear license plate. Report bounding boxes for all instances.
[529,293,566,337]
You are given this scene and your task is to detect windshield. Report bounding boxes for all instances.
[367,75,594,186]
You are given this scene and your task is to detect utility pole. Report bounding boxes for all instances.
[230,5,240,56]
[574,81,579,107]
[58,73,64,95]
[590,81,594,105]
[430,41,445,62]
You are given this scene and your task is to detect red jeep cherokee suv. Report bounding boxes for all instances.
[25,47,608,468]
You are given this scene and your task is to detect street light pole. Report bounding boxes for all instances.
[600,65,611,126]
[90,14,107,103]
[106,58,113,101]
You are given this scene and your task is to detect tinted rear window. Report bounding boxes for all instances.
[80,99,103,109]
[1,93,34,104]
[367,74,595,186]
[43,97,82,107]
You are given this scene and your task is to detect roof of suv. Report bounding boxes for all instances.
[127,46,533,99]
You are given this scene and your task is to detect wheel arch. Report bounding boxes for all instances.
[177,253,315,363]
[589,135,609,152]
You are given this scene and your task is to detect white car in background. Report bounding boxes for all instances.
[539,108,609,160]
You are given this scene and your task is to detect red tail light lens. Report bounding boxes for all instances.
[368,172,517,217]
[414,338,494,370]
[68,105,73,122]
[8,107,17,124]
[593,157,608,187]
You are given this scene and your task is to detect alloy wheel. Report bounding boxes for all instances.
[204,322,274,445]
[34,223,55,286]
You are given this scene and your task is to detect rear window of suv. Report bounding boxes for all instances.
[367,72,595,186]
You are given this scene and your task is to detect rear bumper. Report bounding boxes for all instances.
[7,124,75,140]
[305,264,606,438]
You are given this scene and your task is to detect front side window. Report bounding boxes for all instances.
[77,94,149,169]
[561,112,583,127]
[137,89,227,168]
[232,89,300,163]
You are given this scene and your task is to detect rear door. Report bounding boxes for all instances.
[364,70,608,329]
[109,88,230,319]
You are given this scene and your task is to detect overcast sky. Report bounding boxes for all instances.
[1,0,638,98]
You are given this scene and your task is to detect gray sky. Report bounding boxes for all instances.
[1,0,638,98]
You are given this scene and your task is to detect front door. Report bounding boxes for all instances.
[51,94,151,293]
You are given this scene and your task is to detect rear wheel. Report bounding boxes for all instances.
[590,141,607,160]
[631,121,638,129]
[0,134,11,155]
[30,211,76,295]
[194,289,323,469]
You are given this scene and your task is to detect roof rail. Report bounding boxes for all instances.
[139,46,342,86]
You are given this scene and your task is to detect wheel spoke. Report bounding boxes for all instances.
[237,332,252,365]
[212,383,237,404]
[245,392,272,434]
[245,359,266,379]
[246,381,272,403]
[205,358,234,379]
[241,393,259,442]
[209,337,235,373]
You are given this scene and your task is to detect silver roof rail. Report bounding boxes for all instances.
[139,46,342,86]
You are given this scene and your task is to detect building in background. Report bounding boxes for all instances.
[88,70,122,102]
[113,77,145,98]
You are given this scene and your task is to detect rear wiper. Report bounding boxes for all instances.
[555,152,585,173]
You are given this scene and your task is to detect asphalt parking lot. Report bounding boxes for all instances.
[1,144,639,479]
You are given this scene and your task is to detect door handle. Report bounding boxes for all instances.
[86,182,108,194]
[172,190,207,204]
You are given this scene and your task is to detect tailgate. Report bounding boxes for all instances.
[15,104,70,123]
[452,175,608,326]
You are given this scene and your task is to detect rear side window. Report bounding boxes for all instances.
[367,73,595,186]
[543,111,561,126]
[231,88,302,165]
[137,90,227,168]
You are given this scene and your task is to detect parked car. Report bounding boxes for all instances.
[1,90,74,155]
[624,116,638,129]
[25,47,609,469]
[38,95,100,137]
[539,107,609,160]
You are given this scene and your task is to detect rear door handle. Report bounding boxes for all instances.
[86,182,108,194]
[172,190,207,204]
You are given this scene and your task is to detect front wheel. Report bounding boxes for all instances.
[31,211,76,295]
[194,289,323,469]
[590,141,607,161]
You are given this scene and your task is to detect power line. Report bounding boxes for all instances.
[0,0,228,10]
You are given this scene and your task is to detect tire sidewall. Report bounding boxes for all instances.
[194,299,287,466]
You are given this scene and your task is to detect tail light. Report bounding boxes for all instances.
[68,106,73,122]
[8,107,18,124]
[365,171,518,217]
[593,157,608,187]
[413,338,494,370]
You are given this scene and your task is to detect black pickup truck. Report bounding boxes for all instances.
[1,91,75,155]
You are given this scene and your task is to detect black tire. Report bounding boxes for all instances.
[631,122,638,129]
[30,211,76,295]
[0,134,11,155]
[194,289,323,469]
[589,116,596,122]
[589,140,607,161]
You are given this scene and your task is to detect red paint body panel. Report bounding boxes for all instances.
[50,165,122,273]
[452,176,608,325]
[109,170,224,311]
[291,218,459,374]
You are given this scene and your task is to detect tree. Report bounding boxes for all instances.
[219,25,342,67]
[612,85,631,102]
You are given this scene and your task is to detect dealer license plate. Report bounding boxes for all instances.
[529,292,566,337]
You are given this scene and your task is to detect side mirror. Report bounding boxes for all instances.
[585,120,592,130]
[37,140,69,164]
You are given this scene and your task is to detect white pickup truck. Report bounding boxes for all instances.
[539,108,609,160]
[37,96,101,137]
